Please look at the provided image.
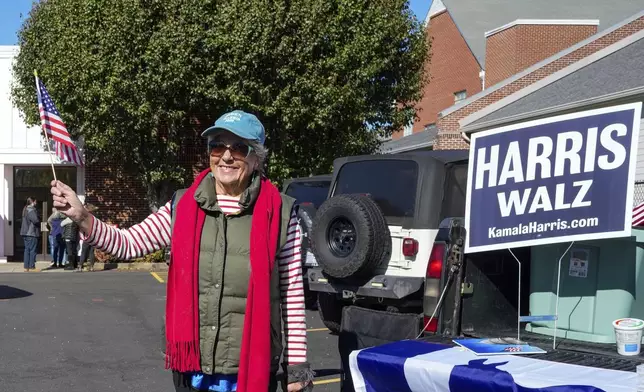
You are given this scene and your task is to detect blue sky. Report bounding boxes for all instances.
[0,0,431,45]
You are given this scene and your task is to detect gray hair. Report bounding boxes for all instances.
[249,140,268,174]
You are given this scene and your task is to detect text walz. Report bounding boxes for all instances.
[474,123,629,217]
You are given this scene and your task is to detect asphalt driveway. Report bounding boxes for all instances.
[0,271,341,391]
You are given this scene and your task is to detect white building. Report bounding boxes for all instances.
[0,46,85,262]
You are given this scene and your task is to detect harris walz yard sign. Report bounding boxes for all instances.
[465,102,642,253]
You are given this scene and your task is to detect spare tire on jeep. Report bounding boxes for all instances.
[311,194,391,278]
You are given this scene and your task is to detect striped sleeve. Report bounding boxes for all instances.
[80,201,172,260]
[278,208,307,365]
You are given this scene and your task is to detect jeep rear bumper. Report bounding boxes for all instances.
[307,268,424,300]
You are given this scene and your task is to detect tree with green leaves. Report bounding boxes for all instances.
[11,0,429,209]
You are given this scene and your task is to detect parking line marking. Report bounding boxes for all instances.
[306,327,329,332]
[313,377,341,385]
[151,272,165,283]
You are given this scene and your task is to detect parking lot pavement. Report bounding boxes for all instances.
[305,310,342,392]
[0,271,343,392]
[0,271,171,391]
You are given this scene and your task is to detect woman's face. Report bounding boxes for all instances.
[209,131,258,191]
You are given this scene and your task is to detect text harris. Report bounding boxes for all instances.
[474,124,628,218]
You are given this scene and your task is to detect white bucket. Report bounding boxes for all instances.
[613,318,644,356]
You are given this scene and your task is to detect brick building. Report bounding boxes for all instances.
[380,0,644,154]
[437,11,644,151]
[460,13,644,187]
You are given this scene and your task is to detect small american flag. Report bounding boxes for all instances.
[35,76,84,166]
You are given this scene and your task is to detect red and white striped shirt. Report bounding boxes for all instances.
[81,195,307,365]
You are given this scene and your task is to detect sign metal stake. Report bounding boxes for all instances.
[553,241,575,350]
[508,249,522,342]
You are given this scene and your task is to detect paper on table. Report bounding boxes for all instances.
[453,338,547,356]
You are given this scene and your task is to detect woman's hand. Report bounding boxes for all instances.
[287,381,311,391]
[50,180,92,234]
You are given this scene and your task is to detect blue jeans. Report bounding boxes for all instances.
[23,236,38,269]
[49,234,55,255]
[53,235,65,266]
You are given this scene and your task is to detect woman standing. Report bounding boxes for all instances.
[50,110,313,391]
[47,207,66,268]
[61,216,80,271]
[20,197,40,272]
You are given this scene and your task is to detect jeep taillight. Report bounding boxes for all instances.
[423,242,446,334]
[427,242,445,279]
[402,238,418,257]
[423,316,438,333]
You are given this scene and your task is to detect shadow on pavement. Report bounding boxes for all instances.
[0,285,33,300]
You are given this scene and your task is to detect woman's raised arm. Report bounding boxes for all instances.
[81,202,172,260]
[51,179,172,260]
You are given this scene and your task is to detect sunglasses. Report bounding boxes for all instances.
[208,140,253,159]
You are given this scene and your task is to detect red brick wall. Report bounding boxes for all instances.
[391,10,482,140]
[435,15,644,150]
[85,163,148,226]
[486,24,597,87]
[85,131,207,227]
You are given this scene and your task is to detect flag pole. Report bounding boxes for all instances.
[34,70,58,182]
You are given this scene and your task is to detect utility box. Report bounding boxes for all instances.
[526,228,644,344]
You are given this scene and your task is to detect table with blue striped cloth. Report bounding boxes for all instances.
[349,340,637,392]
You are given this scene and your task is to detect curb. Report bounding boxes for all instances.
[97,262,169,272]
[0,262,168,273]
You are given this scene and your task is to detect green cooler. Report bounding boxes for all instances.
[526,228,644,343]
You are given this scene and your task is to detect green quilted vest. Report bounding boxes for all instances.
[172,173,295,375]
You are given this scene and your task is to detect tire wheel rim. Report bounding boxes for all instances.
[327,216,356,258]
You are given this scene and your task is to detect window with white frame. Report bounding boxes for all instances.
[403,122,413,136]
[454,90,467,103]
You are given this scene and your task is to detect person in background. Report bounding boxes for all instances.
[47,212,56,262]
[47,207,65,268]
[79,202,97,272]
[61,244,68,267]
[61,215,80,271]
[50,110,313,392]
[20,197,40,272]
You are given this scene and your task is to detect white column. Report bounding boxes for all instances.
[3,164,12,258]
[76,165,86,197]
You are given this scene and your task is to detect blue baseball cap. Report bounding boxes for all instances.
[201,110,266,145]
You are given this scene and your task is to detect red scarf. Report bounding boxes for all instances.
[165,169,282,392]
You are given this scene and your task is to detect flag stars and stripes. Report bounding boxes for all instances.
[35,76,83,166]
